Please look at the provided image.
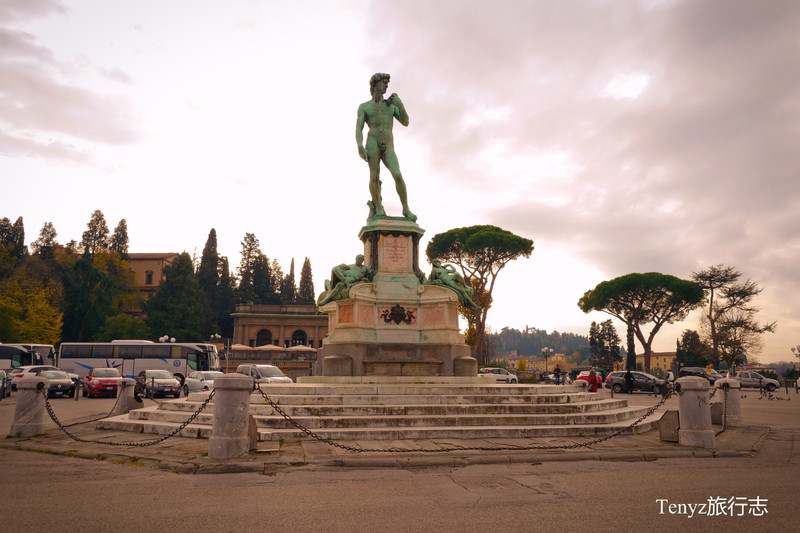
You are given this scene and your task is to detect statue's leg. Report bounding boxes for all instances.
[384,149,416,221]
[366,140,385,217]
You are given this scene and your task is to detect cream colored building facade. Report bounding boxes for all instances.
[232,303,327,348]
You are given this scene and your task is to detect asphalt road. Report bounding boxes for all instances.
[1,389,798,532]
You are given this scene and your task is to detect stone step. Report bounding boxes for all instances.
[118,403,649,429]
[249,383,585,397]
[256,419,661,442]
[97,414,659,442]
[180,390,600,407]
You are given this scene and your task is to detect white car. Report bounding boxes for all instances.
[478,367,518,383]
[235,364,294,384]
[183,370,225,396]
[9,365,80,391]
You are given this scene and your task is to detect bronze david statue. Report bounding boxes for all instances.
[356,73,416,222]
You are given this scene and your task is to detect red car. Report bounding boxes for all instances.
[82,367,121,398]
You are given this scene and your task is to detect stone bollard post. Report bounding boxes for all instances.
[714,378,742,427]
[110,378,140,417]
[675,376,715,448]
[10,377,48,438]
[208,374,257,459]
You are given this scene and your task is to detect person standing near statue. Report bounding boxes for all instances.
[553,364,562,385]
[356,73,416,221]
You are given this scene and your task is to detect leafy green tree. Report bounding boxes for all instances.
[61,258,113,341]
[281,258,296,303]
[197,229,221,335]
[298,257,315,303]
[578,272,704,373]
[58,248,138,341]
[31,221,59,260]
[252,253,278,304]
[589,319,621,369]
[94,314,150,341]
[217,256,236,338]
[80,210,109,258]
[0,256,63,344]
[675,329,710,368]
[145,252,204,341]
[691,265,776,369]
[109,219,129,257]
[236,233,261,303]
[427,225,534,365]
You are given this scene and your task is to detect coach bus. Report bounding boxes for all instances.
[57,341,220,383]
[0,344,57,370]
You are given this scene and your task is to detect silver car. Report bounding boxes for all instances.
[735,371,779,391]
[183,370,224,396]
[235,364,293,384]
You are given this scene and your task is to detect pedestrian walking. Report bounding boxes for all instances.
[553,365,562,385]
[624,369,634,394]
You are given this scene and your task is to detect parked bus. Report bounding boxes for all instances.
[0,344,57,369]
[57,341,220,383]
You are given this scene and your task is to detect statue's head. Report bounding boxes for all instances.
[432,259,442,267]
[369,73,390,96]
[355,254,365,265]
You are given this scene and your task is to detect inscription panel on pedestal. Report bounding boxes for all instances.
[381,235,410,271]
[422,305,445,326]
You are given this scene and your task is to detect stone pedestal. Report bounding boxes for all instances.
[208,374,257,459]
[676,376,716,449]
[713,378,743,427]
[10,377,47,438]
[317,217,476,377]
[110,378,140,417]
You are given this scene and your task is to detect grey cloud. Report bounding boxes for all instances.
[364,0,799,345]
[0,3,139,163]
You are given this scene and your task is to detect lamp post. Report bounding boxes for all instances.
[541,347,553,372]
[791,345,800,370]
[159,335,175,343]
[209,333,227,372]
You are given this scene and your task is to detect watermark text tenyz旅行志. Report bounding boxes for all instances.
[656,497,767,518]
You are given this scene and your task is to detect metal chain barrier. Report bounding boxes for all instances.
[715,383,729,436]
[61,389,125,429]
[43,386,215,447]
[255,385,675,453]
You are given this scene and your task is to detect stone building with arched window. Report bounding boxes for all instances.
[231,303,327,348]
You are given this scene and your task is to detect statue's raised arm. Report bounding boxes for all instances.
[356,73,416,222]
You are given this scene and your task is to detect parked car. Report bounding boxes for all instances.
[183,370,225,396]
[478,367,518,383]
[82,367,121,398]
[9,365,59,391]
[679,367,723,384]
[134,369,181,398]
[605,371,667,394]
[36,369,77,398]
[235,364,294,384]
[0,370,9,399]
[734,371,779,391]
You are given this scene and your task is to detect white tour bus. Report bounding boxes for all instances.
[57,341,220,383]
[0,344,57,370]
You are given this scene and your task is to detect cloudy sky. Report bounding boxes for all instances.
[2,0,798,364]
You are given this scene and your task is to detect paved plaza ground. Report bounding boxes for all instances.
[1,388,798,532]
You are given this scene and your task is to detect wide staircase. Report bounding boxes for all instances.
[97,381,660,442]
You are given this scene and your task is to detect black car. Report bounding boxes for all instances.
[36,369,77,398]
[679,367,723,384]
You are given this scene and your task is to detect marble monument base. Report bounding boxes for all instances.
[316,217,477,377]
